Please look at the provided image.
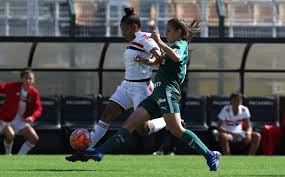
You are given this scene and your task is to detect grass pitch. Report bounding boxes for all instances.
[0,155,284,177]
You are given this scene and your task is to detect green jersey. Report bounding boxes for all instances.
[153,40,189,94]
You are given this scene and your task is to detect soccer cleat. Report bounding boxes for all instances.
[65,148,104,162]
[207,151,221,171]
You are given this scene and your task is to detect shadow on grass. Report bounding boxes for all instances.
[0,169,126,172]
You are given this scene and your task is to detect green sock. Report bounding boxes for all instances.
[99,128,131,153]
[180,129,209,159]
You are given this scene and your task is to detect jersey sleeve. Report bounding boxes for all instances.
[218,106,227,121]
[172,40,187,61]
[0,82,12,94]
[242,106,251,120]
[140,37,159,52]
[30,90,42,121]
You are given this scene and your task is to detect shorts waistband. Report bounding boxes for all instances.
[125,78,151,82]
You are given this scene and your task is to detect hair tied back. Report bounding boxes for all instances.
[124,7,135,16]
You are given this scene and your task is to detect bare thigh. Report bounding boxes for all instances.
[122,107,150,133]
[19,126,39,145]
[2,125,15,141]
[163,113,185,138]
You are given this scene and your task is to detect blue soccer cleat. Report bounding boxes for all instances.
[65,148,104,162]
[207,151,221,171]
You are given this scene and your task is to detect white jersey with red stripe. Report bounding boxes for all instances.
[218,104,251,133]
[124,31,158,80]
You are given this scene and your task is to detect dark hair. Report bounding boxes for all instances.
[120,7,141,28]
[230,92,243,100]
[20,68,33,78]
[167,17,201,42]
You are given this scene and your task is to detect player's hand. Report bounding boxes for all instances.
[151,29,161,44]
[25,116,34,124]
[134,55,155,65]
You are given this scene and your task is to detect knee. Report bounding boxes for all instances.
[31,135,39,145]
[4,129,15,142]
[5,133,15,143]
[251,132,261,143]
[136,125,150,136]
[168,127,184,138]
[218,132,229,142]
[135,123,150,136]
[28,132,39,145]
[100,102,123,124]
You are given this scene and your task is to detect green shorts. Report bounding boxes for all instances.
[138,88,181,119]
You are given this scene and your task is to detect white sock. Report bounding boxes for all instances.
[18,141,35,155]
[148,118,166,135]
[3,140,13,155]
[88,120,110,149]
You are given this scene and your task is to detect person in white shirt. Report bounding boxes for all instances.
[88,7,166,149]
[218,92,261,155]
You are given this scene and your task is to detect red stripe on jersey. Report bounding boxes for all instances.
[132,42,144,49]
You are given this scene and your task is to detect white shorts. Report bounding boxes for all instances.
[110,80,154,110]
[228,131,246,142]
[0,114,30,134]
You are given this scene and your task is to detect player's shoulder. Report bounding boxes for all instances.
[135,32,154,42]
[240,105,249,112]
[5,82,21,89]
[174,40,187,47]
[29,86,40,95]
[220,104,231,113]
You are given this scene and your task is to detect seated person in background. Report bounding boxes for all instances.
[0,68,42,155]
[218,92,261,155]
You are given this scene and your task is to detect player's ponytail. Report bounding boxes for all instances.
[120,7,141,28]
[124,7,135,16]
[168,18,201,43]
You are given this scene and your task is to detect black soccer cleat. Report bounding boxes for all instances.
[65,152,89,162]
[65,149,104,162]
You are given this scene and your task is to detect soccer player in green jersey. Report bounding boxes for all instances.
[66,18,221,171]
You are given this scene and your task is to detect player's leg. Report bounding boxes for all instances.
[164,113,220,171]
[65,106,151,162]
[10,115,38,155]
[132,82,166,136]
[2,124,15,155]
[97,107,150,153]
[218,132,231,155]
[89,101,124,149]
[163,113,210,157]
[248,131,261,155]
[18,126,39,155]
[89,82,131,149]
[135,118,166,135]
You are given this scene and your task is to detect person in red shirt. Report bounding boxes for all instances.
[0,68,42,155]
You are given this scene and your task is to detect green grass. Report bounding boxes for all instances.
[0,155,284,177]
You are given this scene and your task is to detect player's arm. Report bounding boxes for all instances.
[134,47,162,66]
[0,82,10,94]
[217,120,233,134]
[27,91,43,122]
[217,108,232,134]
[149,47,164,65]
[151,30,180,62]
[243,118,252,135]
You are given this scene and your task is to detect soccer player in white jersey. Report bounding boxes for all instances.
[218,92,261,155]
[88,7,166,149]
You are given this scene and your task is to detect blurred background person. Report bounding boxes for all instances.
[0,68,42,155]
[217,92,261,155]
